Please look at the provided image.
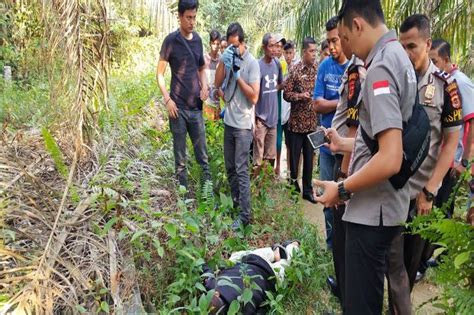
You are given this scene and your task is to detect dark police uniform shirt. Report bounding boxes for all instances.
[344,30,417,227]
[160,31,205,110]
[408,61,463,199]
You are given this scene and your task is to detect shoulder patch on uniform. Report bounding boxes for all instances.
[347,66,360,101]
[445,79,462,109]
[433,70,452,82]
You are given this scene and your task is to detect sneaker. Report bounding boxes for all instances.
[415,271,425,283]
[326,275,341,299]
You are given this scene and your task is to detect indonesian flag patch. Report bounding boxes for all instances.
[373,80,390,96]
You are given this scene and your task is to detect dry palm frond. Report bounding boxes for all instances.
[1,106,175,313]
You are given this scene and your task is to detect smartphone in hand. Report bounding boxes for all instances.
[307,129,329,150]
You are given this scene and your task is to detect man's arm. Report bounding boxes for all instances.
[315,128,403,207]
[314,98,339,114]
[215,61,225,89]
[198,64,209,101]
[237,79,260,105]
[340,126,358,174]
[214,60,260,104]
[283,70,304,102]
[417,129,459,215]
[156,58,178,119]
[463,117,474,161]
[324,128,355,153]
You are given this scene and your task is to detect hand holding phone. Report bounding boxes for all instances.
[307,129,330,150]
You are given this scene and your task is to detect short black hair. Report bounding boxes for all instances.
[326,16,339,32]
[178,0,199,14]
[320,39,329,51]
[338,0,385,29]
[303,37,316,50]
[432,39,451,59]
[209,29,221,42]
[226,22,245,43]
[284,40,295,51]
[400,14,431,38]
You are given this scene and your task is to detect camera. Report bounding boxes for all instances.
[229,45,243,72]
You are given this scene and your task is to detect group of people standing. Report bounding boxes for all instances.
[157,0,473,313]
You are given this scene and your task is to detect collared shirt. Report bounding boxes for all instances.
[283,61,319,133]
[408,61,463,199]
[344,30,418,227]
[332,55,365,136]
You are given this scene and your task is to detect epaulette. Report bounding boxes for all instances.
[433,70,462,109]
[433,70,454,84]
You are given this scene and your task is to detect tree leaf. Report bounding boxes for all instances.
[130,230,146,242]
[195,282,206,292]
[103,217,118,234]
[242,288,253,306]
[75,305,87,313]
[227,300,240,315]
[100,301,109,313]
[164,223,177,238]
[152,239,165,258]
[454,252,470,269]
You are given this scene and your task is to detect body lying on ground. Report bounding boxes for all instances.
[202,241,300,314]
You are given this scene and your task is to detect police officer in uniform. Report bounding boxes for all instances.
[385,15,463,314]
[315,1,418,313]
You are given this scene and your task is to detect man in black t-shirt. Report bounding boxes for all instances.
[157,0,211,189]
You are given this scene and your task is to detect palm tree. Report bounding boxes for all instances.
[290,0,472,73]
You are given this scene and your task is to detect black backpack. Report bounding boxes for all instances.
[360,88,431,190]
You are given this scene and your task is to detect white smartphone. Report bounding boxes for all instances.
[307,130,329,150]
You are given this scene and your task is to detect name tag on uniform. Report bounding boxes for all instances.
[424,84,435,105]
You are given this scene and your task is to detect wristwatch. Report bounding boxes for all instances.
[461,158,469,168]
[422,187,435,202]
[338,181,351,201]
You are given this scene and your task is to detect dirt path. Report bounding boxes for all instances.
[279,146,442,313]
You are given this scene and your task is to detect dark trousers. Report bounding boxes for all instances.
[287,130,314,195]
[332,155,346,307]
[224,124,253,224]
[320,151,336,249]
[169,109,211,188]
[345,222,401,315]
[386,228,412,314]
[333,204,346,307]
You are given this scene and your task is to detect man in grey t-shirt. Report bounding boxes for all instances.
[215,23,260,230]
[253,33,283,175]
[314,1,417,313]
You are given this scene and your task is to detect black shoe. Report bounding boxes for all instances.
[288,179,301,193]
[303,193,317,204]
[326,275,341,299]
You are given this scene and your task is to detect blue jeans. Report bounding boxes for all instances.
[224,124,253,224]
[169,109,211,188]
[319,151,336,249]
